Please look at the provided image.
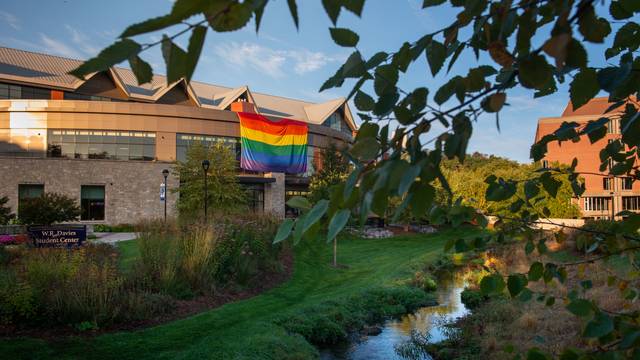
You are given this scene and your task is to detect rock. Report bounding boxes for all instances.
[362,325,382,336]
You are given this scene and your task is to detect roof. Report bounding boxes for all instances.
[561,96,633,117]
[0,46,356,130]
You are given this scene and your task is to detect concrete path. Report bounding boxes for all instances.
[93,232,137,244]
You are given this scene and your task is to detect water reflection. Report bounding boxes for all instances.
[319,273,468,360]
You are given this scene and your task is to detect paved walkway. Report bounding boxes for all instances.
[93,232,137,244]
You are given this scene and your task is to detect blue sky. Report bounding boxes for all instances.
[0,1,614,163]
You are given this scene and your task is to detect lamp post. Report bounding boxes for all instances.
[162,169,169,223]
[201,159,210,219]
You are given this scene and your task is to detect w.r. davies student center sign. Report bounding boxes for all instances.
[28,225,86,248]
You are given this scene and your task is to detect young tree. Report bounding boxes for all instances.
[173,141,246,218]
[0,196,14,225]
[309,142,350,203]
[19,193,80,225]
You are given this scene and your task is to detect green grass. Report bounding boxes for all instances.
[0,227,476,359]
[116,238,139,272]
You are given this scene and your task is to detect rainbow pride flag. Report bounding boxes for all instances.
[238,112,308,173]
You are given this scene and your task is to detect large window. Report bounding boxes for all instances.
[607,118,620,134]
[81,185,105,221]
[47,130,155,160]
[603,177,613,191]
[241,184,264,213]
[64,92,116,102]
[623,196,640,211]
[176,133,239,162]
[322,111,351,136]
[622,177,633,190]
[18,184,44,214]
[0,83,50,99]
[583,196,610,212]
[0,128,46,157]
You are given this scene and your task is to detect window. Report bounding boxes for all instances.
[541,160,549,169]
[0,128,46,157]
[47,130,155,161]
[241,184,264,213]
[64,92,119,102]
[603,177,613,190]
[176,133,240,162]
[623,196,640,211]
[322,111,352,136]
[18,184,44,214]
[622,177,633,190]
[583,196,610,212]
[0,83,50,99]
[81,185,105,221]
[607,118,620,134]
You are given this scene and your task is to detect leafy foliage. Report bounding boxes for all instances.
[77,0,640,357]
[0,196,14,225]
[172,142,246,218]
[18,193,80,225]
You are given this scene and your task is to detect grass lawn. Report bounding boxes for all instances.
[0,227,476,359]
[115,238,139,272]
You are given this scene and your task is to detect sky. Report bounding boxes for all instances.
[0,0,615,163]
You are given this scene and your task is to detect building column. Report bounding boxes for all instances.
[263,172,285,219]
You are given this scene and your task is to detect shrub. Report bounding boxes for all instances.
[274,287,435,345]
[460,288,487,310]
[94,224,135,232]
[18,192,80,225]
[0,196,14,225]
[411,271,438,292]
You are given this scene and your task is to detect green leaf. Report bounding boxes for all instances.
[566,299,593,317]
[286,196,312,210]
[480,273,505,295]
[254,0,268,32]
[569,68,599,110]
[409,182,435,218]
[354,91,375,111]
[434,76,462,105]
[481,93,506,113]
[302,200,329,233]
[207,1,253,32]
[322,0,341,25]
[518,54,553,90]
[327,209,350,242]
[397,164,422,196]
[540,172,560,198]
[527,348,550,360]
[128,56,153,85]
[350,137,380,161]
[425,40,446,76]
[330,27,359,47]
[120,0,204,38]
[584,118,609,144]
[422,0,446,7]
[185,25,207,81]
[524,180,540,200]
[578,7,611,43]
[583,312,614,338]
[356,122,379,140]
[528,262,544,281]
[507,274,528,297]
[374,64,399,96]
[597,64,632,93]
[341,51,366,78]
[161,36,188,84]
[69,39,141,79]
[343,168,361,201]
[273,218,294,243]
[286,0,299,29]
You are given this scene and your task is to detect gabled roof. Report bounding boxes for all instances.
[0,46,357,131]
[561,96,635,117]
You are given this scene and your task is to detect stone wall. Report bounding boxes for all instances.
[263,172,285,219]
[0,157,179,225]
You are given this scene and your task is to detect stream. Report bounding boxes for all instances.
[319,273,468,360]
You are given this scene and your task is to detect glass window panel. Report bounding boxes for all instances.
[89,131,104,143]
[129,144,143,160]
[116,145,129,160]
[103,131,117,144]
[130,133,146,144]
[88,143,105,159]
[116,133,130,145]
[62,130,76,143]
[81,185,105,221]
[61,143,75,158]
[74,143,88,159]
[102,144,117,159]
[76,131,89,143]
[143,144,155,160]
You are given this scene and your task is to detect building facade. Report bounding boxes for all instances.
[0,47,356,224]
[535,97,639,219]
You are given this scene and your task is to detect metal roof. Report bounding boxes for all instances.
[0,46,356,130]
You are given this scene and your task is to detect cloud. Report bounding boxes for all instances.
[0,11,20,30]
[214,42,343,78]
[39,34,83,59]
[65,25,100,56]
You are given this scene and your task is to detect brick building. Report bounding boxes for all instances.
[535,97,639,219]
[0,47,356,224]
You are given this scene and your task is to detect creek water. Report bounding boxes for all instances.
[319,274,468,360]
